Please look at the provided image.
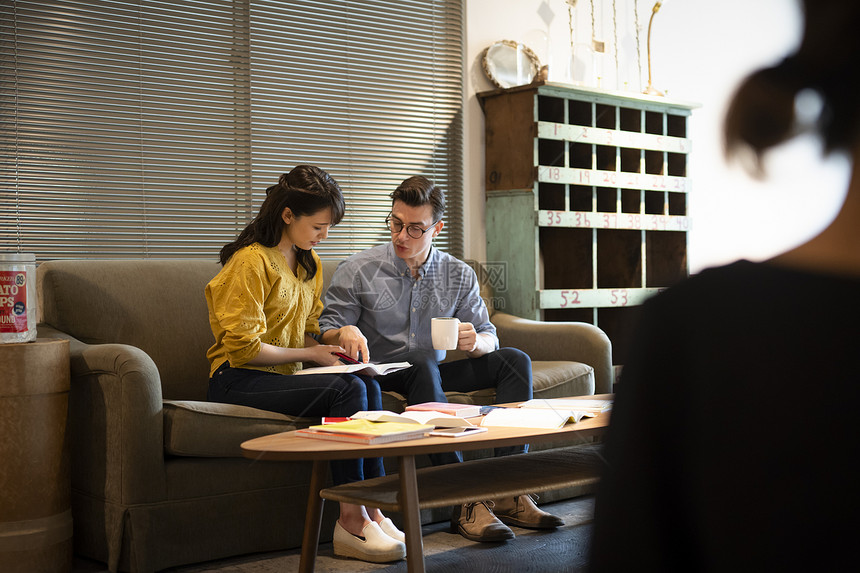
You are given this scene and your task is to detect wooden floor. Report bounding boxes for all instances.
[73,495,596,573]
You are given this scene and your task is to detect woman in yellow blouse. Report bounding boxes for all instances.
[205,165,405,563]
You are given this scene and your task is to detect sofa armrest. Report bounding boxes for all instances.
[38,324,168,505]
[490,313,614,394]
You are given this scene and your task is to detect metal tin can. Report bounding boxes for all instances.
[0,253,37,343]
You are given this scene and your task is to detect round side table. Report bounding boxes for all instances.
[0,338,72,573]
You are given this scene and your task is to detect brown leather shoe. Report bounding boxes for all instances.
[491,494,565,529]
[450,501,515,542]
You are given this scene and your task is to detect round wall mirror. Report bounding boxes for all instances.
[481,40,541,89]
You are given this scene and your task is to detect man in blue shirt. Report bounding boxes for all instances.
[320,176,563,543]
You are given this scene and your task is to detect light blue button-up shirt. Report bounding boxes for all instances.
[319,243,498,363]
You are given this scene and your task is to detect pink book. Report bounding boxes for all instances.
[404,402,482,418]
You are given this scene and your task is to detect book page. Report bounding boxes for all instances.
[350,410,474,427]
[295,361,411,376]
[518,398,612,413]
[479,407,583,429]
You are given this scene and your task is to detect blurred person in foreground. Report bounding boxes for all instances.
[589,1,860,571]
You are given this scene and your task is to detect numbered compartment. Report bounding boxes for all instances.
[596,187,617,213]
[621,188,640,213]
[644,190,666,215]
[569,99,592,125]
[570,185,593,211]
[668,192,686,216]
[538,95,564,123]
[570,142,592,169]
[597,306,644,365]
[538,182,566,211]
[539,139,565,167]
[595,104,616,129]
[539,227,593,290]
[597,229,642,289]
[646,230,687,287]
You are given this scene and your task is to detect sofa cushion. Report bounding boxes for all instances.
[163,400,314,457]
[531,361,595,398]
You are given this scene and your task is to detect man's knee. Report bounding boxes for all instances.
[495,347,531,373]
[339,374,368,402]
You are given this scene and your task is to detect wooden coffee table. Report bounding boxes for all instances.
[241,396,611,573]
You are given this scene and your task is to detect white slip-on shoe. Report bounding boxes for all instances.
[378,517,406,543]
[333,521,406,563]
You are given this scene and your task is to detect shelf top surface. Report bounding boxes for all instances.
[477,81,701,111]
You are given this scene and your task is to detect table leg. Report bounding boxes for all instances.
[398,454,425,573]
[299,459,328,573]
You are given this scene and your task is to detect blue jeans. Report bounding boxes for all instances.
[208,362,384,485]
[377,347,533,464]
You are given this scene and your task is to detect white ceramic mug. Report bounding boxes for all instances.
[431,317,460,350]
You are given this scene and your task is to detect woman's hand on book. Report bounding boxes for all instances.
[304,344,348,367]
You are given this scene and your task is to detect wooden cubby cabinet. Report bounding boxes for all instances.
[478,82,697,364]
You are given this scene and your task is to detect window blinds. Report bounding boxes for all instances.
[0,0,464,261]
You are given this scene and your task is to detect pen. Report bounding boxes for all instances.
[334,352,361,365]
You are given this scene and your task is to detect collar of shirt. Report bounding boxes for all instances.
[385,242,440,279]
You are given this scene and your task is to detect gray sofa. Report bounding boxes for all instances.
[36,258,612,572]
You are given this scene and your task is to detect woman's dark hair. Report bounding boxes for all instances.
[219,165,344,280]
[390,175,446,222]
[724,0,860,172]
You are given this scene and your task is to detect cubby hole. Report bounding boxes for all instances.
[595,104,617,129]
[538,95,565,123]
[644,150,663,175]
[597,229,642,288]
[644,191,665,215]
[538,183,567,211]
[667,153,686,177]
[538,139,565,167]
[596,187,617,213]
[543,307,595,324]
[569,100,592,126]
[668,192,686,216]
[570,142,592,169]
[570,185,593,211]
[540,227,593,289]
[620,147,640,173]
[596,146,617,171]
[598,306,644,365]
[621,188,641,213]
[619,107,641,132]
[667,114,687,137]
[645,111,664,135]
[646,231,687,287]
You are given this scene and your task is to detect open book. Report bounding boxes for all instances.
[518,398,613,415]
[479,407,595,429]
[350,410,476,428]
[295,361,411,377]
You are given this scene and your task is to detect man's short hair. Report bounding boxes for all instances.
[390,176,446,222]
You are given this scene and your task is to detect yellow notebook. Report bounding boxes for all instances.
[309,418,432,436]
[297,418,434,444]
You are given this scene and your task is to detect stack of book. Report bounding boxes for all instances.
[404,401,482,418]
[296,418,433,444]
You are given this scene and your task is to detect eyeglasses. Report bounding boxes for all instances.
[385,215,439,239]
